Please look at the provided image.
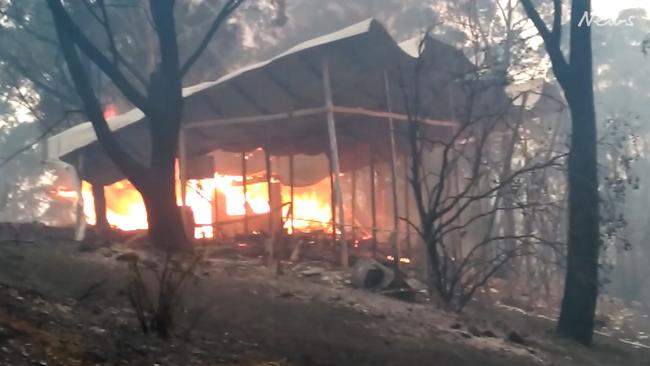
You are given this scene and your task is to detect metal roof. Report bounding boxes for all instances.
[46,18,509,185]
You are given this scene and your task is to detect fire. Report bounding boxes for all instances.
[181,178,217,239]
[103,104,117,119]
[78,173,333,239]
[281,180,332,233]
[211,174,333,233]
[212,175,274,216]
[387,255,411,264]
[82,180,148,231]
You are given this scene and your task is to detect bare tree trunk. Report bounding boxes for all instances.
[521,0,600,345]
[141,153,190,251]
[92,184,110,234]
[555,1,600,346]
[557,88,599,343]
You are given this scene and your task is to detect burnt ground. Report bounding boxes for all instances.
[0,229,648,365]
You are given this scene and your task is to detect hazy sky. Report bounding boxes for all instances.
[593,0,650,18]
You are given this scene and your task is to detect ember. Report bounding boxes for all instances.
[50,189,77,200]
[386,255,411,264]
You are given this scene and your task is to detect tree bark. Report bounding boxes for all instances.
[92,184,110,233]
[557,83,599,344]
[520,0,600,346]
[555,0,600,346]
[141,158,190,252]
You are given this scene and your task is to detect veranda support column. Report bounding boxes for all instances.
[351,168,357,242]
[212,154,219,236]
[264,146,275,265]
[73,155,86,242]
[322,59,348,269]
[369,145,378,257]
[453,147,463,261]
[289,154,295,234]
[404,156,412,257]
[384,71,401,271]
[179,128,188,207]
[241,152,249,234]
[328,152,336,242]
[178,127,192,239]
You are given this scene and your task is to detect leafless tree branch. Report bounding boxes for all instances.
[180,0,245,78]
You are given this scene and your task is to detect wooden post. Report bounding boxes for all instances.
[322,59,348,269]
[264,147,274,265]
[289,154,295,234]
[453,149,463,261]
[384,71,401,270]
[241,152,249,234]
[179,128,188,207]
[369,144,377,257]
[178,127,193,239]
[404,155,412,257]
[74,154,86,242]
[212,185,219,237]
[351,168,357,242]
[212,154,219,236]
[447,84,464,262]
[328,152,336,242]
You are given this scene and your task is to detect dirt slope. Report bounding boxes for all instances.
[0,237,646,366]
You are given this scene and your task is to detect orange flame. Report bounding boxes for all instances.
[79,174,333,239]
[281,179,332,233]
[82,180,148,232]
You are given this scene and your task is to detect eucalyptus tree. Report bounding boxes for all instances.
[520,0,600,345]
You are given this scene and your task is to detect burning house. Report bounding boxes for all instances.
[45,19,510,266]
